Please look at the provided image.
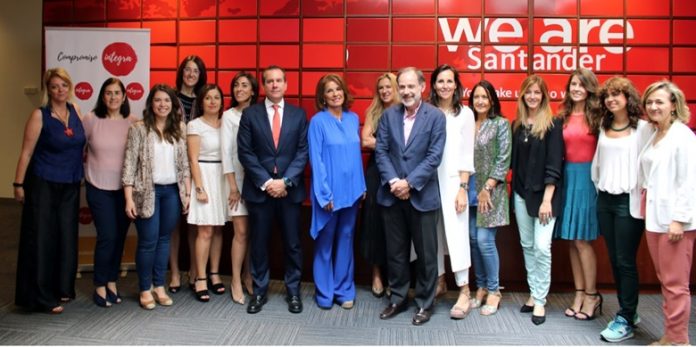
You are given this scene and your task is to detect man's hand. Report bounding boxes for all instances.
[390,179,410,200]
[266,179,288,198]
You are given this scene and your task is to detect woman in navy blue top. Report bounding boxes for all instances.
[13,67,85,314]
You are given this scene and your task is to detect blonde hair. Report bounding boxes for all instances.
[642,80,691,124]
[366,73,400,131]
[41,67,74,106]
[514,75,554,139]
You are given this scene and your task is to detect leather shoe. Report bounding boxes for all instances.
[532,313,546,325]
[379,301,408,320]
[246,295,267,314]
[286,295,303,314]
[412,307,433,326]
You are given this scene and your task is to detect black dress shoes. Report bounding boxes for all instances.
[247,295,267,314]
[532,313,546,325]
[520,304,534,313]
[286,295,303,314]
[379,301,408,320]
[412,307,433,326]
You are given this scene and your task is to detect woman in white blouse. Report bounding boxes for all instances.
[591,77,652,343]
[636,81,696,346]
[221,72,259,304]
[428,64,475,319]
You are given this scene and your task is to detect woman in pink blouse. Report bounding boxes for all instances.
[554,69,603,320]
[83,78,137,307]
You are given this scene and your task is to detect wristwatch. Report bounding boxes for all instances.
[283,177,293,188]
[195,186,204,193]
[459,182,469,190]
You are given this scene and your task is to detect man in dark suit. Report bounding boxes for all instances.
[375,67,446,325]
[237,65,308,314]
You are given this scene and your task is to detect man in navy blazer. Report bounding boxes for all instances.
[375,67,446,325]
[237,65,308,314]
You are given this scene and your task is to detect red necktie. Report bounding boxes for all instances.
[272,104,280,149]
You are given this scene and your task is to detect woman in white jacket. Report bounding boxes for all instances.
[635,81,696,346]
[428,64,475,319]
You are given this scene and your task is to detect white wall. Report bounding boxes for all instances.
[0,0,42,198]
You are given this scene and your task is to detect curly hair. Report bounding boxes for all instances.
[599,77,643,131]
[559,68,601,135]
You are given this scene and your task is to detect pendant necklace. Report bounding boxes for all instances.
[54,108,73,137]
[523,124,532,142]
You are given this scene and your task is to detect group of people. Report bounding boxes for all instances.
[12,56,695,345]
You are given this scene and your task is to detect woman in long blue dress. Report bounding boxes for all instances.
[309,74,366,309]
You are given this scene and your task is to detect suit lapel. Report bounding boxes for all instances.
[255,104,276,152]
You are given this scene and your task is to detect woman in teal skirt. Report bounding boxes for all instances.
[554,68,602,320]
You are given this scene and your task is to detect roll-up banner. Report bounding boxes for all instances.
[44,27,150,270]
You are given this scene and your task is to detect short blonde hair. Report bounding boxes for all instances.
[642,80,691,124]
[41,67,74,106]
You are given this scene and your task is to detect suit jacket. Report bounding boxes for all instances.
[237,100,309,204]
[510,117,564,217]
[375,102,446,212]
[632,121,696,232]
[121,121,190,218]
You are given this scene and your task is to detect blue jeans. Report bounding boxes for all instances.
[134,184,181,292]
[469,207,499,292]
[86,182,130,287]
[513,193,555,306]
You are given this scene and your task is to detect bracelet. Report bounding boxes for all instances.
[12,182,23,188]
[459,182,469,190]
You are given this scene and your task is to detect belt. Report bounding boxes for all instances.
[198,160,221,163]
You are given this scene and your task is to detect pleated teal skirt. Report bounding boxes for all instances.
[555,162,599,241]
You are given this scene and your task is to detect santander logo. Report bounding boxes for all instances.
[126,82,145,100]
[102,42,137,76]
[74,82,93,100]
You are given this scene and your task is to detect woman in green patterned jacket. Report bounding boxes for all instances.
[467,80,512,316]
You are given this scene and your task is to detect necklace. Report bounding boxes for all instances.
[53,107,73,137]
[610,122,630,132]
[522,124,532,143]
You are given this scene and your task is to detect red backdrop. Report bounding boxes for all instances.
[44,0,696,288]
[44,0,696,126]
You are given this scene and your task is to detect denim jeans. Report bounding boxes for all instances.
[85,182,130,287]
[469,207,499,292]
[513,193,555,306]
[596,191,643,325]
[134,184,181,292]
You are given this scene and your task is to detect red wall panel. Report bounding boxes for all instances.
[438,0,482,16]
[346,0,389,15]
[302,0,344,16]
[179,0,216,18]
[346,45,390,70]
[219,0,257,17]
[347,18,390,43]
[303,44,344,68]
[218,45,257,69]
[179,20,216,43]
[303,18,344,42]
[218,20,257,43]
[142,0,176,19]
[393,18,436,43]
[143,21,176,44]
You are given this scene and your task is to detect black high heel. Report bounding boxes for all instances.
[93,290,111,308]
[208,273,225,295]
[106,288,122,304]
[564,288,584,317]
[194,278,210,302]
[575,292,603,321]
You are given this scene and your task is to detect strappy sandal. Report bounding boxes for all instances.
[575,292,603,321]
[480,291,502,316]
[194,278,210,302]
[208,273,225,295]
[565,289,584,317]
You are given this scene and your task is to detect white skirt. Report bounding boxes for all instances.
[188,162,227,226]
